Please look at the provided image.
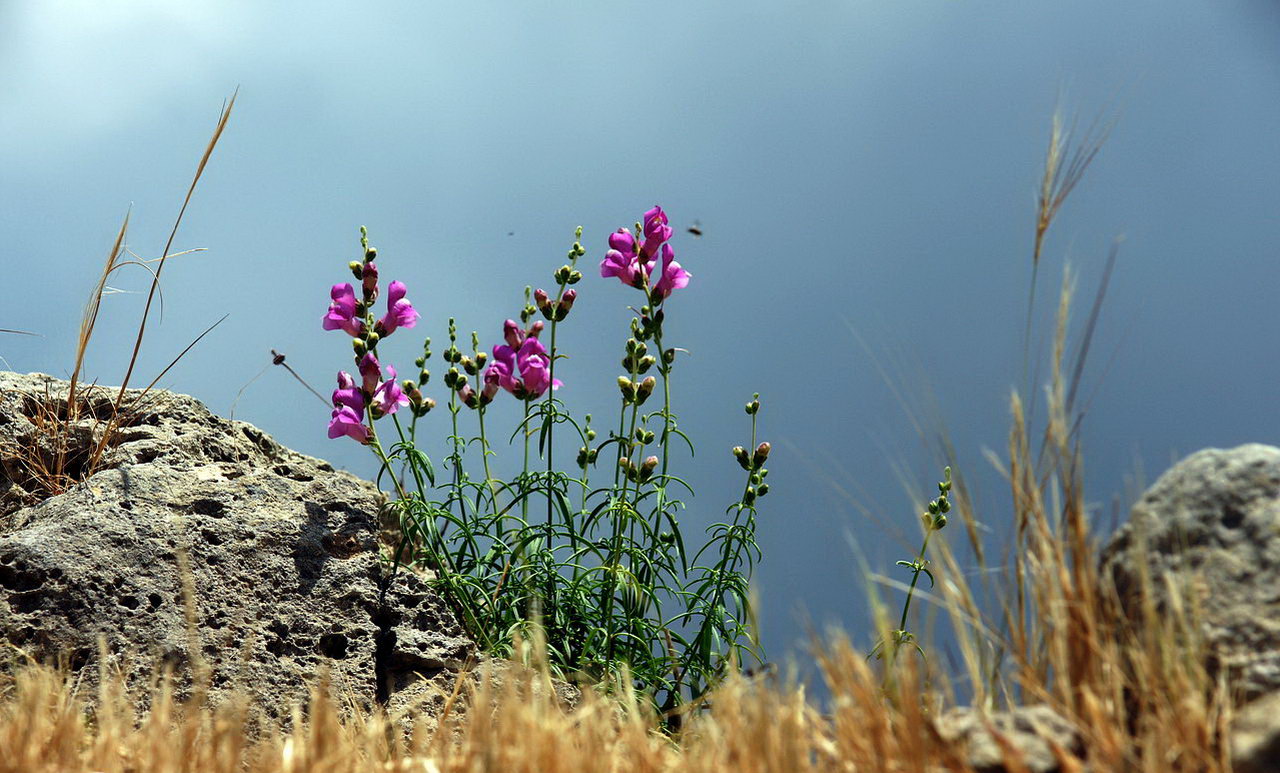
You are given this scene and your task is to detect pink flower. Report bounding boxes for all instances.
[371,365,409,417]
[486,323,562,400]
[332,371,364,412]
[328,371,369,443]
[323,284,365,337]
[327,405,369,443]
[601,239,644,288]
[358,352,382,394]
[640,205,672,260]
[652,243,691,298]
[377,280,419,336]
[599,206,689,297]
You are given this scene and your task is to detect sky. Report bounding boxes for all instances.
[2,0,1279,693]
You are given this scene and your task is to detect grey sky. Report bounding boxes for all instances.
[3,0,1279,690]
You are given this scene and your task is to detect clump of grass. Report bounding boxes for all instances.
[1,94,235,503]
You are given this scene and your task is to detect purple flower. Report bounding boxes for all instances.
[323,284,365,337]
[640,205,672,260]
[601,243,643,288]
[377,280,419,336]
[327,371,369,443]
[332,370,364,412]
[358,352,382,395]
[327,405,369,443]
[652,242,691,298]
[486,324,562,400]
[371,365,409,417]
[600,206,689,297]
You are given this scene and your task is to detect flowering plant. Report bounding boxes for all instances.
[322,212,768,717]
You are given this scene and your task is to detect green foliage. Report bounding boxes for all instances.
[347,225,769,716]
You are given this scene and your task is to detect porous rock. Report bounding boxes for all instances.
[0,371,475,722]
[933,705,1085,773]
[1100,444,1280,705]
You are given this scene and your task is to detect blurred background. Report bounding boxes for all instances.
[2,0,1278,691]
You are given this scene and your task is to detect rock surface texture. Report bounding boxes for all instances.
[0,372,474,721]
[933,705,1084,773]
[1101,443,1280,772]
[1100,443,1280,704]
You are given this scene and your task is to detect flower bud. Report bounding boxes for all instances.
[745,396,760,415]
[419,369,430,385]
[757,483,770,497]
[365,331,381,349]
[586,428,597,441]
[402,379,416,393]
[637,355,656,373]
[560,289,577,312]
[364,246,377,262]
[461,355,477,375]
[454,373,469,390]
[639,455,658,482]
[743,487,757,506]
[554,265,572,284]
[733,446,751,471]
[577,447,590,468]
[443,369,458,388]
[617,376,636,403]
[622,354,635,372]
[414,356,425,368]
[636,376,656,404]
[361,262,379,300]
[568,270,582,284]
[663,348,676,365]
[659,531,676,545]
[348,261,363,280]
[352,338,367,356]
[752,442,771,468]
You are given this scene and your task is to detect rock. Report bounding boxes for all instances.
[932,705,1085,773]
[1100,444,1280,704]
[1231,691,1280,773]
[0,372,475,723]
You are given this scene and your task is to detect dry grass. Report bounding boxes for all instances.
[0,93,236,505]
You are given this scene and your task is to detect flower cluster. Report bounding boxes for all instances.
[600,205,691,298]
[322,235,429,442]
[481,319,561,401]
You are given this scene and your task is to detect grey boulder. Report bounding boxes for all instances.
[1100,443,1280,705]
[0,371,474,722]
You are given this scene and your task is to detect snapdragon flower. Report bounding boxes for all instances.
[323,284,365,337]
[599,205,690,298]
[485,319,562,400]
[371,365,410,417]
[377,280,419,336]
[327,371,369,443]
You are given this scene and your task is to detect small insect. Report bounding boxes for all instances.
[686,220,703,237]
